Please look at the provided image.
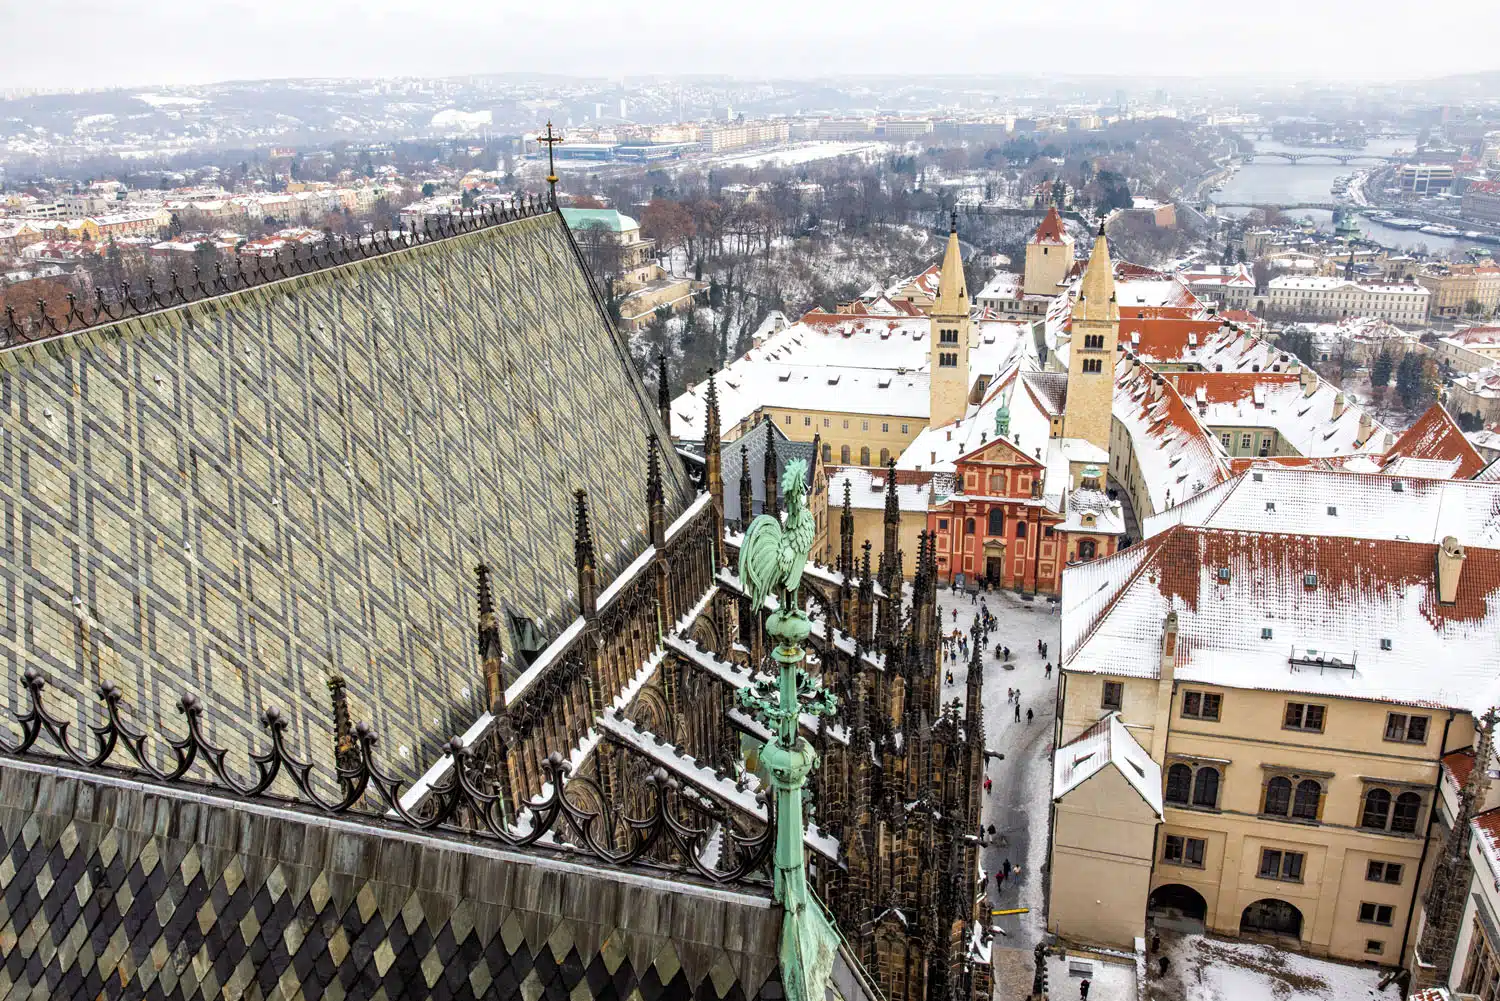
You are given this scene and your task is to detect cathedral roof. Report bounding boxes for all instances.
[720,419,820,521]
[0,209,689,779]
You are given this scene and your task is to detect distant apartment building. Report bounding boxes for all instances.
[1418,263,1500,319]
[1463,180,1500,224]
[1435,324,1500,375]
[1399,163,1455,196]
[703,120,789,153]
[877,119,934,140]
[816,118,875,141]
[1263,275,1429,326]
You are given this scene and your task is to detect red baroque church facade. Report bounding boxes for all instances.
[929,441,1122,593]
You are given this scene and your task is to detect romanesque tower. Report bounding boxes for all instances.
[1023,205,1075,296]
[1064,225,1119,453]
[929,212,972,428]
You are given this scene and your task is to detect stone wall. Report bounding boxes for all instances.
[0,212,689,777]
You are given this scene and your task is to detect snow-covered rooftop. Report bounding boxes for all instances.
[1053,712,1163,818]
[1112,360,1231,514]
[668,312,1032,438]
[828,467,933,513]
[1065,473,1500,713]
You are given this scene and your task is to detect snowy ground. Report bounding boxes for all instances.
[1049,952,1138,1001]
[936,584,1060,958]
[1148,932,1386,1001]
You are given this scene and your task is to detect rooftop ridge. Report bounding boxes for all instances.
[1,193,556,349]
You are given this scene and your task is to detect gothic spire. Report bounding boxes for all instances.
[646,432,663,504]
[705,367,721,445]
[739,442,753,527]
[475,563,506,711]
[657,352,672,434]
[933,212,967,316]
[1077,224,1118,324]
[574,488,598,618]
[763,415,780,518]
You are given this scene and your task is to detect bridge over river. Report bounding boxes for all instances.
[1241,152,1401,165]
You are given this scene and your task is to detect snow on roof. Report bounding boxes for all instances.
[1381,404,1488,480]
[896,360,1047,478]
[828,467,932,513]
[1112,360,1231,514]
[1053,713,1163,818]
[1121,318,1286,372]
[1474,807,1500,892]
[1061,522,1500,713]
[1442,323,1500,347]
[1169,371,1389,460]
[1455,365,1500,401]
[1268,275,1427,295]
[977,271,1023,300]
[1060,487,1127,535]
[1141,466,1500,550]
[669,313,1031,438]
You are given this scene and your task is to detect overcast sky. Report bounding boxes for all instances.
[2,0,1498,92]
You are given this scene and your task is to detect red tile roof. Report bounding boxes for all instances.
[1169,371,1301,405]
[1118,317,1225,358]
[1444,747,1476,788]
[1383,403,1488,479]
[1033,206,1068,245]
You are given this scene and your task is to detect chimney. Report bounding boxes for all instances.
[1357,412,1372,445]
[1300,368,1318,398]
[1437,536,1466,604]
[1150,610,1179,765]
[1332,392,1346,421]
[1152,375,1165,401]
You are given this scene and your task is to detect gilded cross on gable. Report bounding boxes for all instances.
[536,121,563,201]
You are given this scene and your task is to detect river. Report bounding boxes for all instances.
[1209,136,1490,259]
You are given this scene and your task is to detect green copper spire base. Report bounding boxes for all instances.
[737,459,840,1001]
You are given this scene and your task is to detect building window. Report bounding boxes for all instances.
[1384,713,1429,744]
[1284,703,1325,733]
[882,423,889,433]
[1078,539,1097,560]
[1258,848,1304,882]
[940,328,958,344]
[1193,767,1221,809]
[823,417,830,427]
[1015,521,1027,539]
[861,420,869,432]
[1102,681,1123,711]
[988,509,1005,535]
[1220,433,1231,450]
[1366,940,1384,955]
[1366,861,1403,884]
[880,448,890,465]
[1361,788,1392,829]
[1359,903,1395,926]
[1240,433,1253,450]
[860,447,871,465]
[1292,780,1322,820]
[1263,776,1292,816]
[803,416,811,427]
[901,424,909,434]
[822,443,832,462]
[1163,835,1206,868]
[939,352,958,367]
[1392,792,1422,833]
[938,519,949,530]
[841,445,851,464]
[1165,764,1192,805]
[1083,334,1104,350]
[1082,358,1103,373]
[843,419,850,429]
[965,518,976,535]
[785,415,792,425]
[1182,691,1221,721]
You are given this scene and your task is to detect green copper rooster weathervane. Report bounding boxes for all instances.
[737,459,843,1001]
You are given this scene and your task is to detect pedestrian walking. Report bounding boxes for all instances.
[1079,979,1090,1000]
[1003,859,1011,878]
[952,608,958,623]
[1026,708,1034,723]
[1006,687,1013,702]
[1045,662,1052,678]
[1037,638,1043,654]
[1004,646,1011,661]
[1014,702,1021,722]
[1158,956,1170,977]
[1043,641,1049,658]
[983,776,992,794]
[988,824,996,836]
